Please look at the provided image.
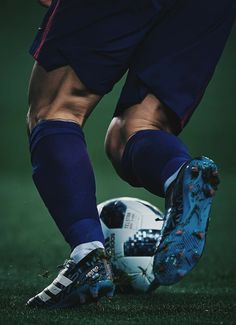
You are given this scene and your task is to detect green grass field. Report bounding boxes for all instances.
[0,173,236,325]
[0,3,236,324]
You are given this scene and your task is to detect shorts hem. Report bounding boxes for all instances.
[30,52,110,97]
[115,77,183,135]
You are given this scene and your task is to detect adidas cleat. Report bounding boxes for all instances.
[153,156,219,286]
[26,248,115,308]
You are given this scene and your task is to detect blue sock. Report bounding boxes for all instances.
[29,120,104,249]
[121,130,191,197]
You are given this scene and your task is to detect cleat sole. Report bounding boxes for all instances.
[153,156,219,285]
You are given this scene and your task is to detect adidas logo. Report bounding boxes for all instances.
[86,266,99,278]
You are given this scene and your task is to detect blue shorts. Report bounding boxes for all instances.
[30,0,235,132]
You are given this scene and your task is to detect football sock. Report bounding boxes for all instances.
[121,130,191,197]
[29,120,104,250]
[70,241,104,263]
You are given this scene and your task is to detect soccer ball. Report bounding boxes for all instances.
[97,197,164,293]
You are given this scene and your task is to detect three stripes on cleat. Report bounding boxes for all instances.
[26,248,115,308]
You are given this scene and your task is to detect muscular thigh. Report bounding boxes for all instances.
[28,63,101,132]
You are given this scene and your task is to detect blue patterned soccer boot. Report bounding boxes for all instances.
[26,248,115,308]
[152,156,220,286]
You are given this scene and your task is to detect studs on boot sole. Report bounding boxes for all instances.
[192,253,201,261]
[191,166,199,178]
[203,185,215,198]
[211,174,220,188]
[193,231,205,240]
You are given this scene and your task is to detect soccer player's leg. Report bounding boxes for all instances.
[105,0,235,286]
[26,63,114,308]
[105,93,220,288]
[26,0,159,307]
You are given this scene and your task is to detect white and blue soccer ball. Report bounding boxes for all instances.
[97,197,164,293]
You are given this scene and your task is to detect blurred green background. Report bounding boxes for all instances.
[0,2,236,324]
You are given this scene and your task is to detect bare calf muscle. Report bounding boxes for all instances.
[28,63,101,132]
[105,94,177,177]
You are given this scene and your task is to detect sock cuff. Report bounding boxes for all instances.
[29,120,85,153]
[70,241,105,263]
[121,129,190,197]
[65,218,105,249]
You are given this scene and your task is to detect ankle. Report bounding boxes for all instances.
[70,241,105,263]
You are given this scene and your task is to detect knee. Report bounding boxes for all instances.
[105,95,178,176]
[104,121,139,180]
[105,114,145,179]
[105,96,166,164]
[105,118,124,165]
